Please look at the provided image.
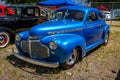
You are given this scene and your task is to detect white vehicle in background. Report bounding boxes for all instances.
[101,10,111,20]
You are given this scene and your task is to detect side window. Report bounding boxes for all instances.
[27,8,34,16]
[98,12,103,20]
[35,8,40,16]
[22,8,27,17]
[55,12,64,19]
[40,8,48,17]
[87,12,98,22]
[16,8,22,16]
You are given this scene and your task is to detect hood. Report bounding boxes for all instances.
[29,20,83,37]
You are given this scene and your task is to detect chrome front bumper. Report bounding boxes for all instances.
[13,51,59,68]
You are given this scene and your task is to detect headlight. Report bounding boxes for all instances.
[49,42,57,50]
[15,34,21,41]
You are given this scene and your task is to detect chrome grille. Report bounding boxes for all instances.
[21,40,49,58]
[21,41,29,53]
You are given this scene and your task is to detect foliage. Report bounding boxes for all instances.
[7,0,120,4]
[7,0,43,4]
[115,16,120,20]
[87,0,120,2]
[93,0,120,2]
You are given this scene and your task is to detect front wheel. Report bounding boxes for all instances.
[61,48,80,69]
[0,31,10,48]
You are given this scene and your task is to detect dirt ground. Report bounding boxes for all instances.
[0,27,120,80]
[106,21,120,26]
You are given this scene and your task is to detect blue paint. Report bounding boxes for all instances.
[15,6,110,68]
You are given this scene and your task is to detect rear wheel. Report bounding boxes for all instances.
[0,31,10,48]
[103,32,109,45]
[61,48,81,69]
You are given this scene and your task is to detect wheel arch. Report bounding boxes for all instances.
[76,46,82,60]
[103,24,110,39]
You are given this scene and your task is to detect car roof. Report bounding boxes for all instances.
[57,6,99,13]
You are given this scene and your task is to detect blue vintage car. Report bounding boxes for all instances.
[13,6,110,69]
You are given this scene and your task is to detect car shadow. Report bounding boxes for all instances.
[84,44,102,57]
[7,54,64,75]
[7,44,104,75]
[115,69,120,80]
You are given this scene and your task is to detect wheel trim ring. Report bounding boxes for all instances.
[105,33,109,43]
[66,49,77,65]
[0,33,9,47]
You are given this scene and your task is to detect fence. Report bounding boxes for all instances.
[91,2,120,26]
[91,2,120,9]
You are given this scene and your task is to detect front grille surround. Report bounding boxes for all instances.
[21,40,49,58]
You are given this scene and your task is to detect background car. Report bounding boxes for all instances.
[0,5,44,48]
[101,10,111,20]
[0,5,15,16]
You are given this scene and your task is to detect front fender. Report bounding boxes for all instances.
[17,31,29,40]
[41,34,86,63]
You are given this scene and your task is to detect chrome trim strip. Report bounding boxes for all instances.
[84,24,102,29]
[86,26,96,28]
[13,51,59,68]
[48,28,83,35]
[29,40,32,57]
[47,24,102,35]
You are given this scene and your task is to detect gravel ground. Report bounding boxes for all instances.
[0,27,120,80]
[106,21,120,26]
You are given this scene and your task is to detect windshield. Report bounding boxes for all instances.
[51,9,84,21]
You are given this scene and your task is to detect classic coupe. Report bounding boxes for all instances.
[14,6,110,69]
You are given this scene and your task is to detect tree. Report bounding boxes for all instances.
[7,0,43,4]
[91,0,120,2]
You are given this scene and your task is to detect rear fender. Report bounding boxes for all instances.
[103,24,110,39]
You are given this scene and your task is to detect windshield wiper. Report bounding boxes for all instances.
[63,9,68,20]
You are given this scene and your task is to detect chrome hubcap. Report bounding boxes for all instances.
[0,36,4,42]
[105,33,108,43]
[66,49,77,65]
[0,32,9,48]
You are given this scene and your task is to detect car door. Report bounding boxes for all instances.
[84,11,101,46]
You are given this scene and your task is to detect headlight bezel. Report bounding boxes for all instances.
[15,34,21,41]
[49,41,57,50]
